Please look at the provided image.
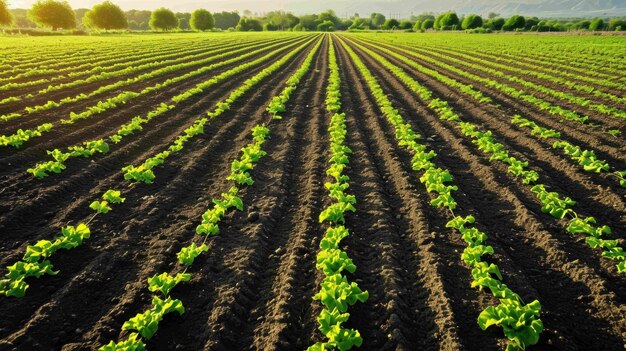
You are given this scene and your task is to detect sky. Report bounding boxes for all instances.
[9,0,291,12]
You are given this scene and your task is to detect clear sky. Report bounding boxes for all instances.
[9,0,291,12]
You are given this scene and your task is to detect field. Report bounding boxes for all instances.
[0,32,625,351]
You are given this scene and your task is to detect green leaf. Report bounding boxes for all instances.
[103,189,125,204]
[177,243,209,266]
[90,200,112,214]
[99,333,146,351]
[147,272,191,296]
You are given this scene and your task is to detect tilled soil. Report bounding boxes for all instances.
[0,33,625,351]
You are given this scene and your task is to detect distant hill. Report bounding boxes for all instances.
[282,0,626,17]
[10,0,626,18]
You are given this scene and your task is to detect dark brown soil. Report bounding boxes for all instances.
[0,33,625,351]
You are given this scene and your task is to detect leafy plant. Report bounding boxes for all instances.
[177,243,208,266]
[89,200,112,214]
[148,272,191,296]
[122,296,184,339]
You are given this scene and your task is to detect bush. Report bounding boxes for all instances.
[236,18,262,31]
[398,20,413,29]
[524,17,539,30]
[609,19,626,31]
[489,17,505,30]
[502,15,525,31]
[82,1,128,30]
[382,18,400,30]
[574,20,591,30]
[589,18,604,31]
[28,0,76,30]
[466,27,492,34]
[149,8,178,31]
[421,18,434,30]
[263,23,277,31]
[0,0,12,27]
[190,9,214,31]
[461,14,482,29]
[435,12,459,29]
[317,20,334,32]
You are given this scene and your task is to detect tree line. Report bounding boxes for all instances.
[1,0,625,33]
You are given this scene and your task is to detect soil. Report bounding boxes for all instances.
[0,33,625,351]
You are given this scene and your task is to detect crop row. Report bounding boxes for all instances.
[414,38,626,87]
[347,37,626,274]
[356,36,595,129]
[101,36,323,351]
[0,38,221,88]
[346,37,626,191]
[444,47,626,98]
[5,36,305,153]
[1,35,320,300]
[0,36,297,124]
[339,36,543,351]
[510,116,626,188]
[9,38,242,100]
[0,35,210,77]
[0,189,125,297]
[120,37,316,185]
[308,36,368,351]
[423,45,626,121]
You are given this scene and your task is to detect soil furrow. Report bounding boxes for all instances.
[0,41,314,243]
[348,38,626,236]
[246,37,329,351]
[362,39,625,155]
[0,38,317,351]
[347,37,626,350]
[336,37,473,350]
[0,36,303,135]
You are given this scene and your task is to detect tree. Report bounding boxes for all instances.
[236,18,261,31]
[28,0,76,30]
[487,12,500,19]
[489,17,505,30]
[524,17,539,30]
[435,12,459,30]
[264,11,298,30]
[412,13,435,22]
[574,20,591,30]
[0,0,12,27]
[461,14,482,29]
[349,17,370,30]
[190,9,214,31]
[178,17,189,30]
[149,7,178,31]
[317,10,340,27]
[421,18,434,30]
[399,20,413,29]
[214,11,240,30]
[502,15,525,31]
[338,19,353,30]
[317,20,333,31]
[298,14,317,31]
[609,19,626,31]
[383,18,400,29]
[126,10,150,30]
[82,1,127,30]
[589,18,604,31]
[370,12,385,28]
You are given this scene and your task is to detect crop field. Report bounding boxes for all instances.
[0,32,625,350]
